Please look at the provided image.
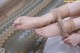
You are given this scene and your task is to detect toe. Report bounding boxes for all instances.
[36,28,44,36]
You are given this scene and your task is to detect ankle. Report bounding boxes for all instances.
[50,7,70,23]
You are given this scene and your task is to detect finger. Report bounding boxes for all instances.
[64,41,73,46]
[63,38,70,43]
[63,39,73,46]
[65,41,71,45]
[66,40,75,46]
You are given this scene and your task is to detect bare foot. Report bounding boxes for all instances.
[14,13,54,30]
[36,23,60,37]
[14,16,38,30]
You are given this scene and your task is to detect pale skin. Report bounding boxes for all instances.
[64,33,80,46]
[14,2,80,46]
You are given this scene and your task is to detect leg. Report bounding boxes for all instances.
[36,17,80,37]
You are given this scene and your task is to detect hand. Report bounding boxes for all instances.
[63,33,80,46]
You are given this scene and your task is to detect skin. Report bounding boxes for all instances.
[14,2,80,30]
[36,17,80,46]
[14,2,80,46]
[35,17,80,37]
[14,3,70,30]
[14,13,54,30]
[64,33,80,46]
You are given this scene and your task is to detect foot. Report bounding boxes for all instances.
[36,23,60,37]
[14,13,54,30]
[14,16,38,30]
